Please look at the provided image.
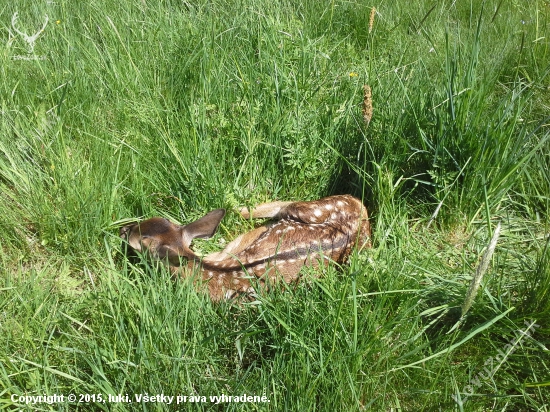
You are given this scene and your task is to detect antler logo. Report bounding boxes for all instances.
[11,12,49,54]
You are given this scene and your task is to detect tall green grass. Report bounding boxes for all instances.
[1,0,549,410]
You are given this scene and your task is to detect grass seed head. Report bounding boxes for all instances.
[369,7,376,33]
[363,84,373,126]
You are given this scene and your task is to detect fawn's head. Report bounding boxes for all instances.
[119,209,226,266]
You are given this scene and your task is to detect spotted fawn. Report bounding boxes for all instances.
[120,195,371,301]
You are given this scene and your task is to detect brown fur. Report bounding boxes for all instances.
[120,195,371,301]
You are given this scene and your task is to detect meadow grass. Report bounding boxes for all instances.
[0,0,549,410]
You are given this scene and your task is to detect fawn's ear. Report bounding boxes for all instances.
[182,209,226,243]
[120,223,144,252]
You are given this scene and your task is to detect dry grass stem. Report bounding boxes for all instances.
[461,222,501,317]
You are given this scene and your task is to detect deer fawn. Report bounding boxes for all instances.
[120,195,371,301]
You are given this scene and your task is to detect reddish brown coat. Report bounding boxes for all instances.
[120,195,371,301]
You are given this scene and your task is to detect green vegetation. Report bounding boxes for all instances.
[1,0,549,410]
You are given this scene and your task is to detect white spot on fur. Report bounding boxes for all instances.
[325,204,334,210]
[314,209,322,217]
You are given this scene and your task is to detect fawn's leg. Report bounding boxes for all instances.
[239,201,294,220]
